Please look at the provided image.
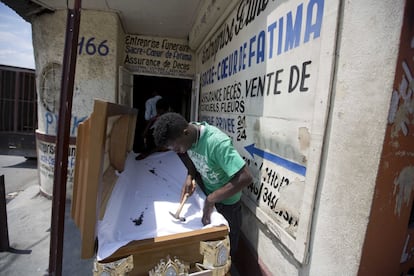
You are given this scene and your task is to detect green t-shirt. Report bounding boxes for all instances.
[188,122,246,205]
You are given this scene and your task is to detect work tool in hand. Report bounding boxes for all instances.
[169,193,189,222]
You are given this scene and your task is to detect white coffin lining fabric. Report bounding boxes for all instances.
[96,151,229,260]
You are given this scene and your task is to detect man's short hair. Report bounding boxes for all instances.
[153,112,188,147]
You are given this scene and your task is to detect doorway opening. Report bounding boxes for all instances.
[132,75,193,152]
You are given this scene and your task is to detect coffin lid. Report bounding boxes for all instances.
[71,100,138,258]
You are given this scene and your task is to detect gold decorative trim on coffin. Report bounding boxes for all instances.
[197,236,231,276]
[93,255,134,275]
[149,255,190,276]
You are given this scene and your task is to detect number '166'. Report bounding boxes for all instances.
[78,37,109,56]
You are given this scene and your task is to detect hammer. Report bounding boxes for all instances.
[169,193,189,222]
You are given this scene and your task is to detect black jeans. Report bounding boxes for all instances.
[215,201,242,260]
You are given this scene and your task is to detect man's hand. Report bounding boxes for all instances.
[181,176,196,201]
[202,196,215,225]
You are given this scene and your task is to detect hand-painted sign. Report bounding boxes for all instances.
[245,144,306,176]
[78,37,109,56]
[197,0,338,262]
[36,131,76,198]
[124,35,195,78]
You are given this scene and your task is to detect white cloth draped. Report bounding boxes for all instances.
[97,151,228,260]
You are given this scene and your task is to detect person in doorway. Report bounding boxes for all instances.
[144,90,162,121]
[152,112,253,264]
[136,98,169,160]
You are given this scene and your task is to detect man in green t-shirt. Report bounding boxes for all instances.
[153,112,253,264]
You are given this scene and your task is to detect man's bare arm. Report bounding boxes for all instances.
[202,165,253,225]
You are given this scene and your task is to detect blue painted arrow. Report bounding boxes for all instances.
[244,144,306,176]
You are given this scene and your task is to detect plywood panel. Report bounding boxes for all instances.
[72,100,138,258]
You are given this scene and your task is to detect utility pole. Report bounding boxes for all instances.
[48,0,81,275]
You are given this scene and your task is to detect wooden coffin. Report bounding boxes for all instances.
[71,100,229,275]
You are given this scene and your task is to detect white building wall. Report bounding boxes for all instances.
[307,1,405,275]
[31,9,122,197]
[32,9,120,135]
[191,0,406,274]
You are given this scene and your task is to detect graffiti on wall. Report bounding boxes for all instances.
[391,36,414,218]
[124,35,195,78]
[397,60,414,276]
[198,0,325,239]
[388,38,414,139]
[387,33,414,217]
[354,2,414,273]
[44,111,87,136]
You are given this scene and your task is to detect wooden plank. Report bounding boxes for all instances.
[104,226,229,261]
[71,118,90,226]
[102,226,228,275]
[109,115,130,172]
[72,100,138,259]
[130,241,202,275]
[99,166,118,220]
[126,113,137,151]
[80,101,107,258]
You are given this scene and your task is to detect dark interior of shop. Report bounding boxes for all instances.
[132,74,192,153]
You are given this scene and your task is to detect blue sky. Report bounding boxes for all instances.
[0,2,35,69]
